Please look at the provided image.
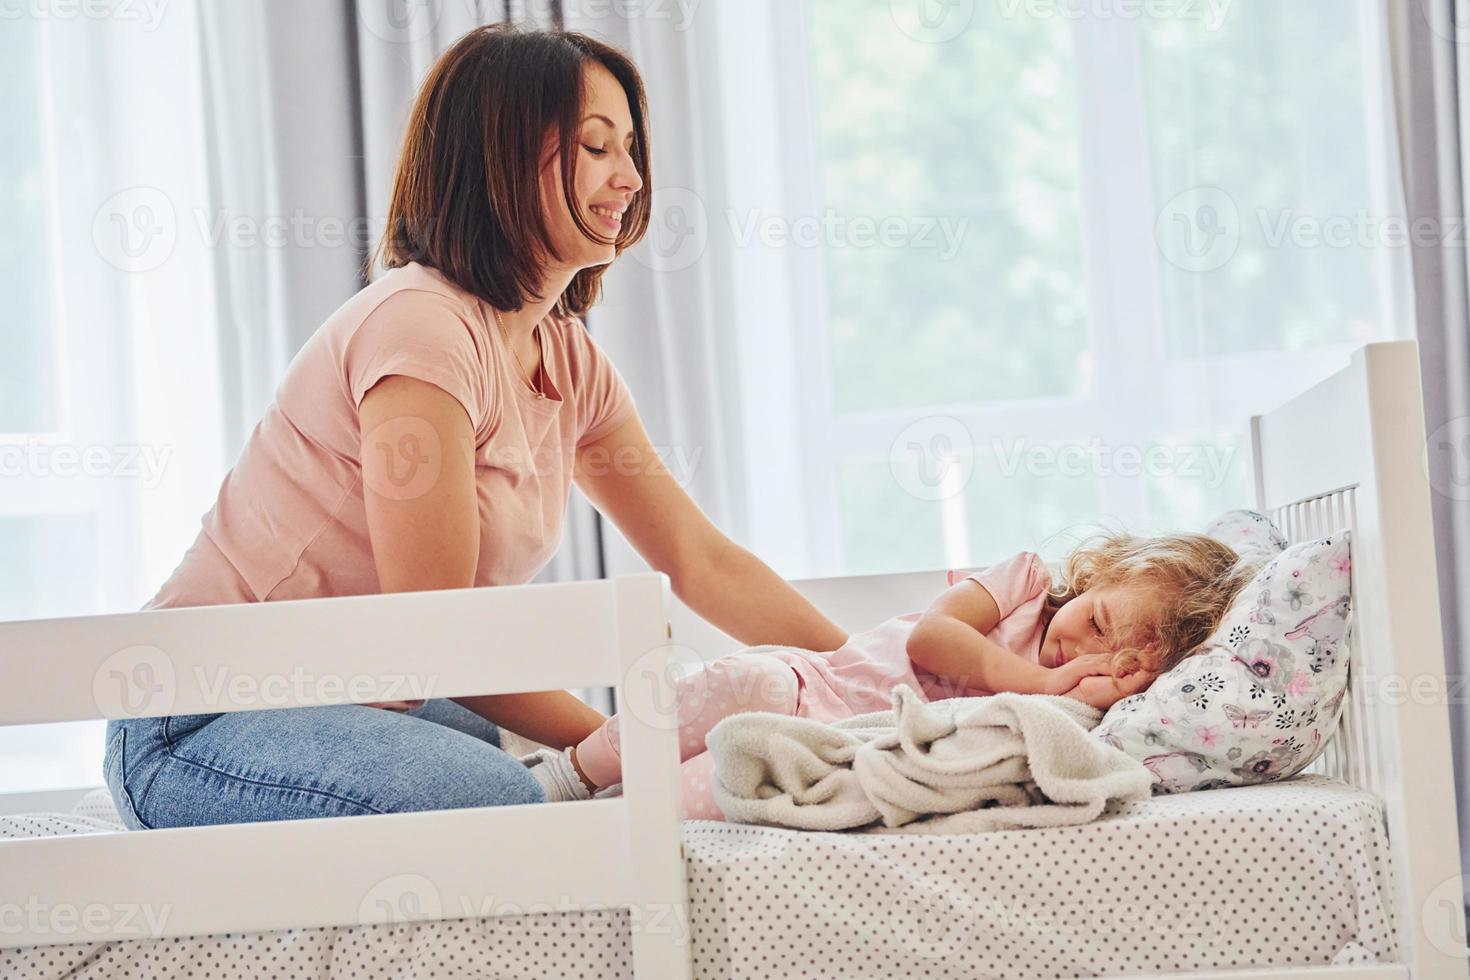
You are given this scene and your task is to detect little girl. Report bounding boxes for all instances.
[526,530,1259,818]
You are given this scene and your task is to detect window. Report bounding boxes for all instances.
[1,8,222,794]
[712,0,1405,579]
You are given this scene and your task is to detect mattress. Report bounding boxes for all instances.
[1,774,1396,979]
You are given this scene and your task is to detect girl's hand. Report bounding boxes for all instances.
[1043,653,1115,696]
[1063,669,1157,711]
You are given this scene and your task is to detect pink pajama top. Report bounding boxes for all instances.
[145,261,636,611]
[765,551,1055,717]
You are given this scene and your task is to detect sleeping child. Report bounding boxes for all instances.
[525,530,1261,818]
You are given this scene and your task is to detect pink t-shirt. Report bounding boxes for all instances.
[766,551,1055,717]
[145,261,636,610]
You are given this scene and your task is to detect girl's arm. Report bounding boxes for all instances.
[907,579,1111,696]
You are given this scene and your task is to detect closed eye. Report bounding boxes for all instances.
[582,144,608,157]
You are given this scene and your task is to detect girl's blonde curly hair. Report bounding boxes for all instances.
[1040,528,1265,676]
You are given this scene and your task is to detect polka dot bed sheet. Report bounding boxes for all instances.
[3,774,1395,979]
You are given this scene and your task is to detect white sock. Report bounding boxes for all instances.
[521,747,592,802]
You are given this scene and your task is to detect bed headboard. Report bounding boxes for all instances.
[1251,340,1463,977]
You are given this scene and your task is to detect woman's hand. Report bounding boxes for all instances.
[1042,653,1116,696]
[362,700,427,712]
[1062,669,1158,711]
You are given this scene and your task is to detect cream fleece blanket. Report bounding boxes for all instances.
[706,684,1152,833]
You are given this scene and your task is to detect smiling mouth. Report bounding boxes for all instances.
[589,205,622,225]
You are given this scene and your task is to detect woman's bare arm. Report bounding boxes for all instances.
[358,374,606,747]
[574,413,849,652]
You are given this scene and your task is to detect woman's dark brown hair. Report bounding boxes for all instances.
[370,24,652,316]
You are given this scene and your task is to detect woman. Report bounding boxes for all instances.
[102,24,847,830]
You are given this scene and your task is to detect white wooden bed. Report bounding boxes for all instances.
[0,338,1464,980]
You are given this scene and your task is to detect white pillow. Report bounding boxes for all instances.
[1093,519,1352,794]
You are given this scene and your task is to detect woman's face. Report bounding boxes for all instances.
[540,62,644,271]
[1041,582,1159,669]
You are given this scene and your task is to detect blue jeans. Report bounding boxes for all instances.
[103,699,544,830]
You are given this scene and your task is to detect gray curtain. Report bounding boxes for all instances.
[1388,0,1470,926]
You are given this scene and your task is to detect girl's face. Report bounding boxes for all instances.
[1041,582,1160,669]
[540,63,644,272]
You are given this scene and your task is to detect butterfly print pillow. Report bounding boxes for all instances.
[1093,515,1353,794]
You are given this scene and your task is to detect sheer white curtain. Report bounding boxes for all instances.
[2,5,224,790]
[2,0,611,794]
[574,0,1412,582]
